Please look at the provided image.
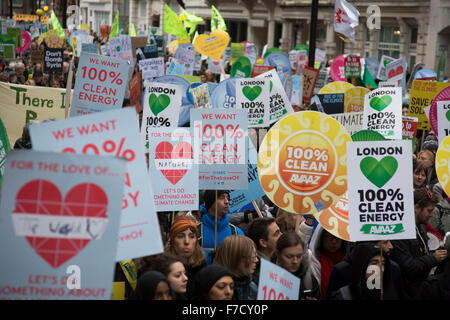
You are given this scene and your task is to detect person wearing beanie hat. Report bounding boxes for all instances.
[191,264,234,300]
[199,190,245,265]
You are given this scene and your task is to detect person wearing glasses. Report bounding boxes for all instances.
[213,235,258,300]
[390,187,448,299]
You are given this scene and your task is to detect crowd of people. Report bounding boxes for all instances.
[5,26,450,301]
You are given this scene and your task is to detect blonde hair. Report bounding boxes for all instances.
[213,235,256,278]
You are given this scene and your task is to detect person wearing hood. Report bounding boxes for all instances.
[306,225,348,299]
[325,240,404,300]
[191,264,234,300]
[328,244,402,300]
[275,232,320,300]
[429,182,450,237]
[199,190,245,264]
[130,271,174,300]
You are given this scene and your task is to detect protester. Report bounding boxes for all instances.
[275,232,320,299]
[137,253,188,300]
[429,183,450,237]
[191,264,234,300]
[413,162,429,189]
[390,187,448,299]
[213,235,258,300]
[328,244,403,300]
[165,216,206,298]
[199,190,245,264]
[131,271,174,300]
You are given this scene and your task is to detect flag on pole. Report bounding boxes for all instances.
[334,0,360,43]
[109,11,119,39]
[211,5,227,32]
[359,64,378,90]
[50,10,65,38]
[182,9,204,36]
[437,52,447,82]
[164,4,188,39]
[129,23,137,37]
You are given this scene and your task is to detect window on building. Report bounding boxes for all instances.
[410,28,418,44]
[378,26,400,60]
[139,1,147,18]
[13,0,23,8]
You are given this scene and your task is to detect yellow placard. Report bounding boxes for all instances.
[436,136,450,197]
[317,193,349,240]
[78,24,90,34]
[319,81,354,94]
[111,282,125,300]
[258,111,351,215]
[0,83,71,146]
[38,30,64,48]
[344,86,370,113]
[408,80,450,130]
[177,37,191,45]
[14,14,49,25]
[167,40,179,55]
[193,30,230,61]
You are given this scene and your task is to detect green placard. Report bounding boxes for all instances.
[230,42,245,65]
[230,56,252,78]
[6,27,22,48]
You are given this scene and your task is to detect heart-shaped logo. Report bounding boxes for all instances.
[13,180,108,268]
[446,110,450,122]
[155,141,193,185]
[231,57,252,78]
[193,30,230,60]
[242,85,262,101]
[269,80,273,93]
[388,66,404,78]
[149,93,171,116]
[360,156,398,188]
[370,95,392,112]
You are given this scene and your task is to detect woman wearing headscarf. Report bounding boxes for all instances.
[191,264,234,300]
[131,271,174,300]
[165,216,206,298]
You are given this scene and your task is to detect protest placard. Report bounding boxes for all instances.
[191,83,212,108]
[313,70,329,94]
[258,111,351,214]
[29,108,164,261]
[377,55,396,81]
[386,57,407,91]
[313,93,344,114]
[344,54,361,78]
[363,87,402,140]
[251,65,274,78]
[408,80,450,130]
[257,259,300,300]
[295,50,308,75]
[428,86,450,134]
[70,53,129,117]
[0,118,10,188]
[344,86,370,113]
[231,56,252,78]
[141,82,182,149]
[291,75,303,105]
[256,69,294,124]
[347,140,415,241]
[230,42,245,65]
[436,136,450,197]
[236,78,270,127]
[147,127,199,211]
[437,101,450,146]
[129,72,142,113]
[139,57,165,79]
[0,150,126,299]
[330,112,364,136]
[190,108,248,190]
[402,116,418,149]
[136,45,158,65]
[81,43,99,54]
[6,27,22,47]
[0,83,70,146]
[193,30,229,61]
[0,34,16,59]
[131,36,148,62]
[44,47,64,74]
[108,35,133,61]
[302,66,320,103]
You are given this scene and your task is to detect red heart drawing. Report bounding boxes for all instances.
[13,180,108,268]
[155,141,193,185]
[388,66,404,78]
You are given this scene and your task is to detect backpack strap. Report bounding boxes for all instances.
[230,223,237,236]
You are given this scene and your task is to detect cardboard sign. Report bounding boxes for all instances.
[29,108,164,261]
[344,86,370,113]
[129,72,142,113]
[330,112,364,136]
[190,108,248,190]
[70,53,129,117]
[193,30,230,60]
[139,57,165,79]
[377,55,396,81]
[256,69,294,124]
[141,82,182,149]
[0,83,69,146]
[386,57,407,91]
[0,150,126,299]
[147,127,199,211]
[229,139,265,213]
[436,136,450,197]
[131,36,147,62]
[347,140,415,241]
[191,83,212,109]
[408,80,450,130]
[344,54,361,78]
[44,48,64,74]
[258,111,351,214]
[302,66,320,103]
[136,45,158,64]
[437,101,450,146]
[363,87,403,140]
[257,259,300,300]
[108,35,133,61]
[236,78,270,127]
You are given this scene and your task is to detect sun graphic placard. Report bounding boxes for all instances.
[319,81,354,94]
[316,193,349,240]
[436,135,450,197]
[258,111,351,215]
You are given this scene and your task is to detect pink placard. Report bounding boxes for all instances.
[16,30,31,53]
[430,86,450,135]
[330,54,346,81]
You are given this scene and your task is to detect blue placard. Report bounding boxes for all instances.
[211,77,237,109]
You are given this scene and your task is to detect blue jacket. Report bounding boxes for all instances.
[199,204,245,264]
